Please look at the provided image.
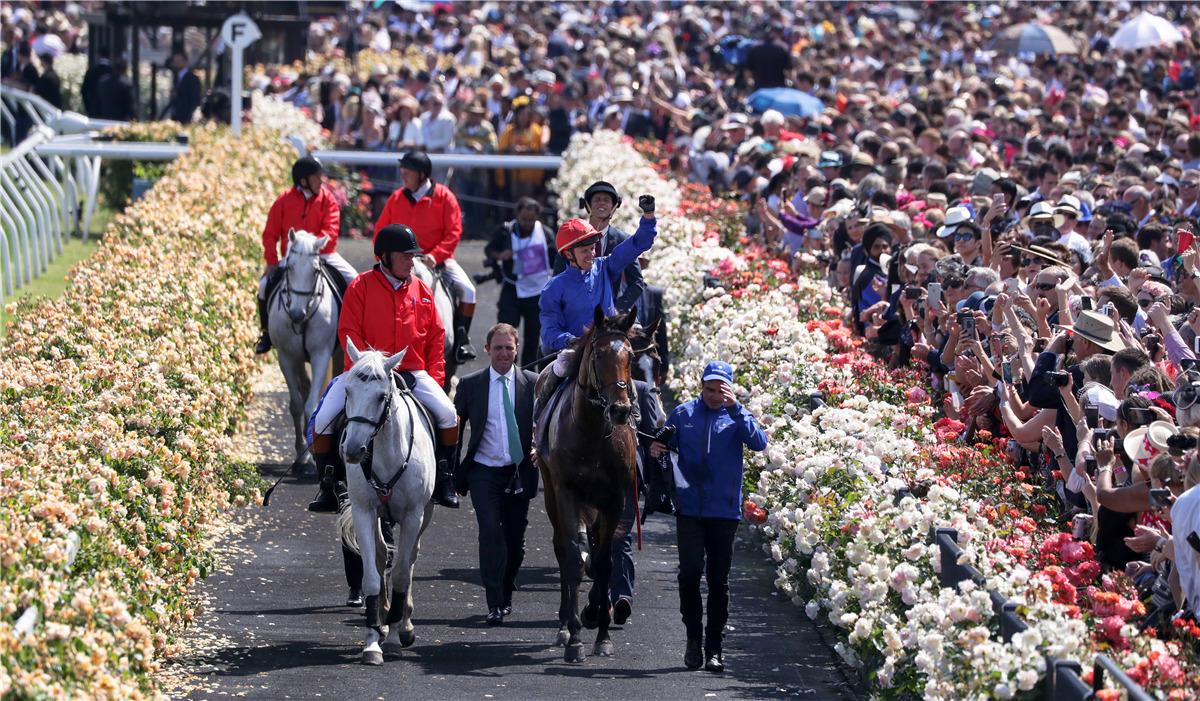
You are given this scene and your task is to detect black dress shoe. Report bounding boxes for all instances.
[501,603,512,617]
[704,651,725,673]
[486,607,504,626]
[254,332,272,354]
[346,588,363,607]
[613,597,632,625]
[684,639,702,670]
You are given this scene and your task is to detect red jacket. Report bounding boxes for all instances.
[374,182,462,264]
[338,267,446,386]
[262,186,340,265]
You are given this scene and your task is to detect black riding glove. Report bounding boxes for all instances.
[638,194,655,214]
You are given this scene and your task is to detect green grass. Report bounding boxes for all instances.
[1,202,114,340]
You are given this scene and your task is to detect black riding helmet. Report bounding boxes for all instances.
[291,156,324,187]
[375,224,423,259]
[579,180,622,210]
[399,151,433,180]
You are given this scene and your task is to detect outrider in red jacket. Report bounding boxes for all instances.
[262,186,341,265]
[338,267,446,386]
[374,182,462,265]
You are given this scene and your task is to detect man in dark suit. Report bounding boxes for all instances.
[453,323,539,625]
[97,58,135,121]
[633,278,671,384]
[552,181,645,313]
[167,51,202,124]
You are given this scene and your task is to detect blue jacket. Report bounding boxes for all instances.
[538,216,657,351]
[664,398,768,520]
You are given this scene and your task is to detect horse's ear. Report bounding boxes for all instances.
[384,347,408,374]
[593,305,605,329]
[345,336,362,364]
[645,313,662,338]
[314,235,330,251]
[617,306,639,333]
[288,228,296,243]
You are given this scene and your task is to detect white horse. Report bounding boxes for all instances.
[335,340,436,665]
[412,259,457,390]
[268,229,340,472]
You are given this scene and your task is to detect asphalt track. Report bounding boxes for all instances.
[172,239,863,700]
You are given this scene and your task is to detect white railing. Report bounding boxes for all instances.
[1,88,125,304]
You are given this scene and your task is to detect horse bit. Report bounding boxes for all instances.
[344,385,417,516]
[585,330,640,437]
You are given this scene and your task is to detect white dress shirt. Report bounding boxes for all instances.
[474,367,518,467]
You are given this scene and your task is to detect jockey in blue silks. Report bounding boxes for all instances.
[536,193,658,407]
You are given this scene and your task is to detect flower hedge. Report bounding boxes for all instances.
[553,131,1200,699]
[0,121,293,698]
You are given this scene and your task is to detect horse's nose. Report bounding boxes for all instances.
[287,307,306,323]
[608,403,632,425]
[343,444,366,464]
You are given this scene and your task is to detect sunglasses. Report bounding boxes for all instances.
[1035,282,1057,291]
[1183,182,1200,189]
[953,232,979,242]
[1138,297,1156,308]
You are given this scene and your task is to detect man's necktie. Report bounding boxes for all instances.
[500,375,522,466]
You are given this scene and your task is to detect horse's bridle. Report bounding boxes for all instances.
[343,384,417,508]
[280,258,326,336]
[582,329,638,433]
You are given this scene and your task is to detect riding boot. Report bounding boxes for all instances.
[308,434,340,513]
[453,302,478,363]
[432,426,460,508]
[254,297,273,354]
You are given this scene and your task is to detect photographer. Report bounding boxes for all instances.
[483,197,555,367]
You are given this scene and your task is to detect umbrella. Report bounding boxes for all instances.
[1110,12,1183,51]
[987,23,1078,56]
[746,88,825,118]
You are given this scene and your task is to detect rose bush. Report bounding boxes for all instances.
[0,116,307,697]
[553,130,1199,699]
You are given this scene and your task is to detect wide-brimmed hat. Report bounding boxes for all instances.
[610,86,634,104]
[1060,310,1125,353]
[1123,421,1177,468]
[935,205,973,238]
[1008,243,1066,266]
[1020,200,1056,230]
[1053,194,1081,228]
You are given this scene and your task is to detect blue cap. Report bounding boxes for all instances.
[702,361,734,385]
[1078,200,1093,223]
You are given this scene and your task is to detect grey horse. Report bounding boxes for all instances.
[268,229,341,473]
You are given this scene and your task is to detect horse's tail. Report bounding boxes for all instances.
[336,501,359,554]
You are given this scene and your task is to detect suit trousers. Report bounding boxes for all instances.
[609,482,637,604]
[676,516,739,651]
[468,461,531,609]
[497,285,542,368]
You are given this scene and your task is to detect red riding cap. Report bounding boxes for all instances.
[556,218,602,255]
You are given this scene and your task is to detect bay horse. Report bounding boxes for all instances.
[334,340,436,665]
[536,306,639,663]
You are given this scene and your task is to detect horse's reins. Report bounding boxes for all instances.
[279,259,326,359]
[345,386,417,518]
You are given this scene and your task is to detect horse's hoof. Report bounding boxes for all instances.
[399,630,416,648]
[362,650,384,666]
[564,643,586,664]
[594,639,614,657]
[381,641,403,657]
[554,628,570,647]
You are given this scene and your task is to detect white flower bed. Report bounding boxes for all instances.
[552,131,1092,699]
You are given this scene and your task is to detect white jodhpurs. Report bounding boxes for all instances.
[440,258,477,304]
[258,251,359,299]
[310,370,457,438]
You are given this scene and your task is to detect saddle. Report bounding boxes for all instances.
[318,260,347,312]
[534,377,573,458]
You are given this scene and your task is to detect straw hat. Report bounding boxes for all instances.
[1123,421,1177,468]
